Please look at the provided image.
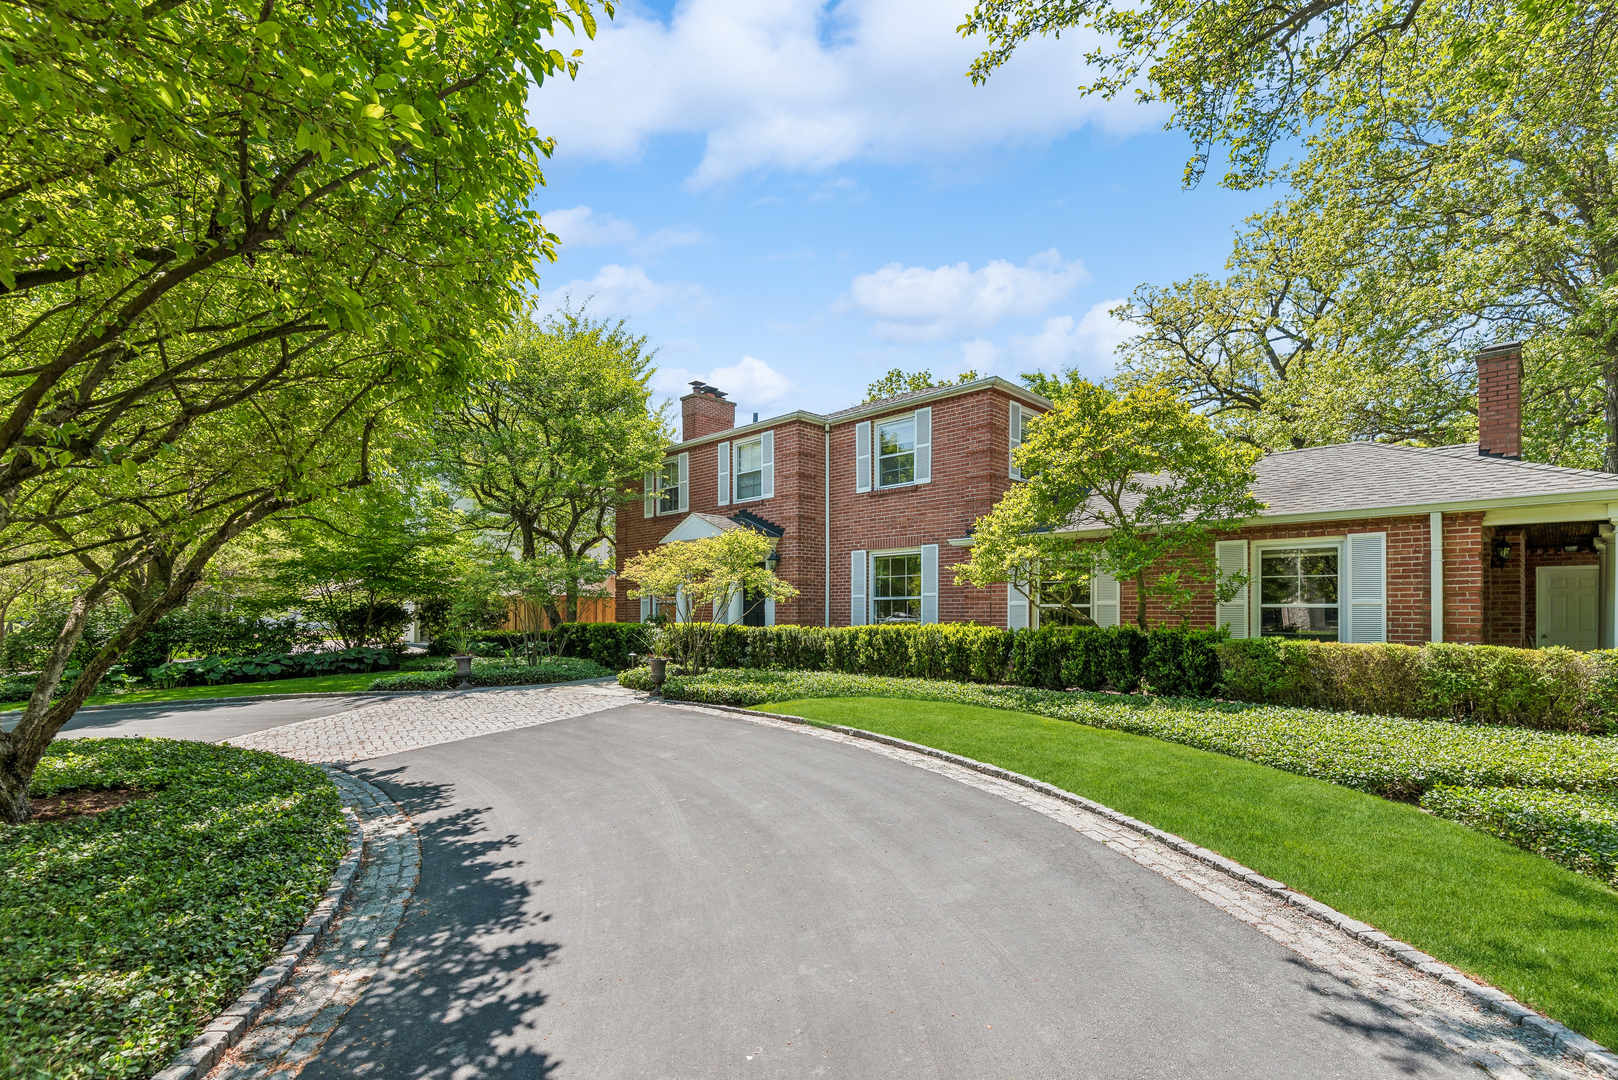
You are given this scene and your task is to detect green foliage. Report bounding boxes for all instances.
[1216,639,1618,733]
[863,368,981,402]
[1423,784,1618,888]
[956,380,1265,627]
[0,739,346,1078]
[148,647,396,688]
[368,655,609,690]
[623,667,1618,801]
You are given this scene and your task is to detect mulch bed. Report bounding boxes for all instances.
[28,787,149,823]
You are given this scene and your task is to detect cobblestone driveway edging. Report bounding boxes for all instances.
[151,769,371,1080]
[686,700,1618,1079]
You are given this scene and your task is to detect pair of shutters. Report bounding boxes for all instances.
[1214,534,1387,642]
[849,545,939,625]
[715,431,774,506]
[642,453,689,517]
[1006,574,1119,629]
[854,408,931,493]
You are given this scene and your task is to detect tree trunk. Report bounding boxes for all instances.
[1135,572,1148,629]
[1605,366,1618,474]
[565,579,578,623]
[519,520,537,561]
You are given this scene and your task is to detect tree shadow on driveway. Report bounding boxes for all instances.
[301,766,564,1080]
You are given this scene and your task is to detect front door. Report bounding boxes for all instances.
[1536,566,1600,650]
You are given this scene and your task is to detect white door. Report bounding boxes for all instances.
[1536,566,1600,650]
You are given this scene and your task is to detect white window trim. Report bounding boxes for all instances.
[874,412,923,490]
[1031,575,1095,629]
[655,453,689,516]
[732,434,768,504]
[868,546,925,624]
[1250,535,1347,643]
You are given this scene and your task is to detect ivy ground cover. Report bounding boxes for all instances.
[0,739,347,1078]
[761,696,1618,1049]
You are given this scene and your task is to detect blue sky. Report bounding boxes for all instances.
[526,0,1274,423]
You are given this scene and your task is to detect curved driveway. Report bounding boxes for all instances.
[69,695,1487,1078]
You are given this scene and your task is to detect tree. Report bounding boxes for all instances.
[864,368,981,403]
[432,309,668,622]
[456,548,610,661]
[620,530,798,672]
[956,380,1266,627]
[0,0,607,822]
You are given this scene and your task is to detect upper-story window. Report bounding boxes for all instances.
[657,460,681,514]
[877,417,915,487]
[735,437,764,501]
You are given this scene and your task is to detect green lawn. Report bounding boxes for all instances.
[762,696,1618,1047]
[0,671,385,711]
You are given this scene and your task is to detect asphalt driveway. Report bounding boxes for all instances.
[56,696,1485,1078]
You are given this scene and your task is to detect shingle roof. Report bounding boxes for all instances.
[1252,441,1618,516]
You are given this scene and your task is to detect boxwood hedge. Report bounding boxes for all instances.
[368,655,610,691]
[621,667,1618,801]
[0,738,347,1079]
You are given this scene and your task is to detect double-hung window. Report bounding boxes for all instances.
[1259,546,1340,641]
[734,437,764,501]
[872,552,922,623]
[656,460,681,514]
[877,417,915,487]
[1036,577,1092,627]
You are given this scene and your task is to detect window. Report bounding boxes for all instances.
[657,460,680,514]
[735,437,764,501]
[1259,546,1340,641]
[1037,577,1092,627]
[872,552,922,623]
[877,417,915,487]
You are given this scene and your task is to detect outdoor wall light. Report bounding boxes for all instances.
[1491,539,1512,567]
[765,548,781,570]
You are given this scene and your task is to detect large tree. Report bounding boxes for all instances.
[433,309,668,623]
[957,379,1265,627]
[0,0,606,821]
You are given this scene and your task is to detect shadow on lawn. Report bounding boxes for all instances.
[302,767,563,1080]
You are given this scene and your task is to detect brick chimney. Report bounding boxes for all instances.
[681,381,735,441]
[1477,342,1523,460]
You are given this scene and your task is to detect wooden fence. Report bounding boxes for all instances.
[499,595,615,632]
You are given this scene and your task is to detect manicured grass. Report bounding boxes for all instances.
[1,738,347,1078]
[0,671,385,711]
[762,696,1618,1047]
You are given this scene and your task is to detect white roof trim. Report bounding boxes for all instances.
[659,513,738,544]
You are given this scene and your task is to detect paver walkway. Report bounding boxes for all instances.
[226,683,641,763]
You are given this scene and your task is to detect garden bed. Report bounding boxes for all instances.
[367,655,610,691]
[0,739,347,1079]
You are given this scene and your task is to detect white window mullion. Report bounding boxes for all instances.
[850,549,867,625]
[717,442,730,507]
[761,430,775,499]
[855,422,871,493]
[913,407,932,484]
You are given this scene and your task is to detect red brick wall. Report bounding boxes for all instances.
[681,391,736,441]
[1444,511,1485,644]
[1482,526,1527,647]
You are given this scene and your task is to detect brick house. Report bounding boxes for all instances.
[614,376,1052,628]
[616,344,1618,649]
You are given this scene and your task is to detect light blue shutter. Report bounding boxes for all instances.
[1215,539,1250,638]
[764,598,776,626]
[761,430,775,499]
[855,422,871,493]
[1007,583,1029,629]
[914,407,931,484]
[850,550,867,625]
[920,544,939,623]
[1009,401,1023,480]
[676,453,689,513]
[639,595,651,622]
[717,442,730,507]
[643,471,656,518]
[1092,572,1120,627]
[1346,533,1387,643]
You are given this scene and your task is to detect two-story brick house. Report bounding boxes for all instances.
[614,377,1054,629]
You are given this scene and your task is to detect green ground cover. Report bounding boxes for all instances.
[0,738,346,1078]
[0,671,385,711]
[762,696,1618,1048]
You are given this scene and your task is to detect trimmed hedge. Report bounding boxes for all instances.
[620,667,1618,801]
[1,738,347,1079]
[1422,785,1618,887]
[464,623,648,671]
[367,656,610,691]
[1218,638,1618,734]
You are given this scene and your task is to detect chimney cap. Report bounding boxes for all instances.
[1477,340,1523,358]
[687,380,728,399]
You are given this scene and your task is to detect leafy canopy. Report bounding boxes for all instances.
[864,368,981,403]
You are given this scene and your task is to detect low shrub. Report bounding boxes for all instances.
[1217,639,1618,733]
[1422,785,1618,887]
[1,738,346,1079]
[397,656,454,672]
[368,656,610,691]
[622,667,1618,801]
[148,646,396,688]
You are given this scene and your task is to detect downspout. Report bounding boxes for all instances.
[1429,511,1444,643]
[824,422,832,627]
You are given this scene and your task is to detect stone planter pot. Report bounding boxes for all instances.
[454,654,474,689]
[648,656,667,694]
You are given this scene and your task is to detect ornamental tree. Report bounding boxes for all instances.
[0,0,607,822]
[956,380,1266,627]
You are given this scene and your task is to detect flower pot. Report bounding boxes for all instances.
[454,654,474,689]
[648,656,667,694]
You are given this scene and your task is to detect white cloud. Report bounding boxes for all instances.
[538,264,713,319]
[842,249,1089,340]
[530,0,1159,187]
[655,355,797,422]
[1013,300,1132,374]
[543,205,637,247]
[959,337,1000,370]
